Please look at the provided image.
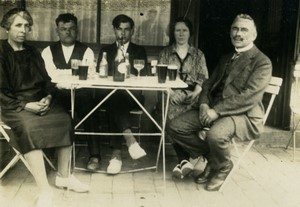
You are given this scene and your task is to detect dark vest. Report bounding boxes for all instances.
[49,41,88,69]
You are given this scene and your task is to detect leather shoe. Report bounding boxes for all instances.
[87,157,100,171]
[195,163,214,184]
[206,161,233,191]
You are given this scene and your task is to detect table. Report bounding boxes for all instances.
[52,73,187,187]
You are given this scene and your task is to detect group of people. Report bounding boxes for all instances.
[0,6,272,207]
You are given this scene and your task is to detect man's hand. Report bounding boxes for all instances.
[199,104,209,126]
[199,104,219,126]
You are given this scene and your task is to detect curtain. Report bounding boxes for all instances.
[25,0,97,43]
[0,1,20,40]
[100,0,171,46]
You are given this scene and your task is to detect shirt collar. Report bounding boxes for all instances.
[171,44,193,55]
[235,42,254,53]
[116,41,129,53]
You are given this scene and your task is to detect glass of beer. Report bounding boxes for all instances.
[71,59,80,76]
[157,64,168,83]
[168,64,178,81]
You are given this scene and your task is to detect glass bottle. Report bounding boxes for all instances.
[113,48,125,82]
[151,60,158,76]
[99,52,108,78]
[125,52,131,78]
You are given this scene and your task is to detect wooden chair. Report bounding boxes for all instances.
[218,76,283,191]
[0,111,56,179]
[285,70,300,161]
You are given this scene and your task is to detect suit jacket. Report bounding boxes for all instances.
[97,42,149,76]
[199,45,272,140]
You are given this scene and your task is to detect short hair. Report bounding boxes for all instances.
[0,8,33,31]
[112,14,134,29]
[232,14,257,30]
[172,17,194,36]
[55,13,77,26]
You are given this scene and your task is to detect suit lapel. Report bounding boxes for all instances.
[211,54,232,91]
[225,46,258,86]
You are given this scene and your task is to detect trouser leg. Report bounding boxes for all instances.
[167,109,209,160]
[206,116,235,170]
[87,137,101,158]
[172,143,190,163]
[76,89,101,158]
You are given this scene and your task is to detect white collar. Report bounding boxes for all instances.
[235,42,254,53]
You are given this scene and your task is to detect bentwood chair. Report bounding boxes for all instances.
[0,109,56,179]
[285,70,300,161]
[213,76,282,191]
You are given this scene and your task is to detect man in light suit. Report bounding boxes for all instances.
[167,14,272,191]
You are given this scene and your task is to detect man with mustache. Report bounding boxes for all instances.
[167,14,272,191]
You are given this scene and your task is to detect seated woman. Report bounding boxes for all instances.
[157,17,208,179]
[0,8,89,207]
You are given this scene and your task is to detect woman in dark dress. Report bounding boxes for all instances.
[0,8,89,207]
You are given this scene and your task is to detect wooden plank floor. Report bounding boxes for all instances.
[1,130,300,207]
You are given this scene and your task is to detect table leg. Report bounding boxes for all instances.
[160,90,170,189]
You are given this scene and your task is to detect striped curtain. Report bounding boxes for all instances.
[25,0,97,43]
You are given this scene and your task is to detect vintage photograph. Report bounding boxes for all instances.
[0,0,300,207]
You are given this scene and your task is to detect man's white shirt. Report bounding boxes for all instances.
[41,43,94,89]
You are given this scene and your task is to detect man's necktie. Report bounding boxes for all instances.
[231,52,241,61]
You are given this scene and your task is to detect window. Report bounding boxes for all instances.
[25,0,97,43]
[100,0,171,46]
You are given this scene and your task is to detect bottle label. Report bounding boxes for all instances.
[99,67,105,76]
[118,63,127,74]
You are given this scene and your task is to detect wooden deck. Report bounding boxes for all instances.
[1,126,300,207]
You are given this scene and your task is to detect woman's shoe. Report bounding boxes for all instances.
[55,174,90,193]
[35,190,53,207]
[180,160,194,177]
[172,164,183,179]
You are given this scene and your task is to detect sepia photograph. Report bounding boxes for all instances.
[0,0,300,206]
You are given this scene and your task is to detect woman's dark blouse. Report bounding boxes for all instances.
[0,40,56,112]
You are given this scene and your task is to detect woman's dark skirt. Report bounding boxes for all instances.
[1,102,73,154]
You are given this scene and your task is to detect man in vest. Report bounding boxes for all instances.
[42,13,100,171]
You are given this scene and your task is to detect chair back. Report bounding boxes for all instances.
[263,76,283,125]
[291,70,300,111]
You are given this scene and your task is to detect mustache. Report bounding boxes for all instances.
[233,36,243,41]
